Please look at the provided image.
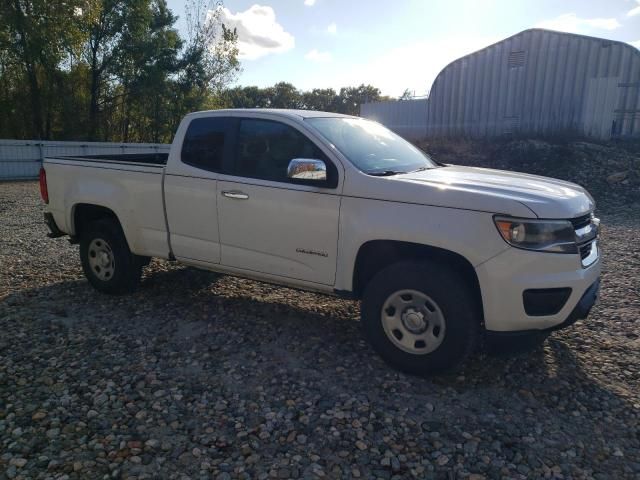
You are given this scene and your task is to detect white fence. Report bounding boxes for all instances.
[0,140,171,180]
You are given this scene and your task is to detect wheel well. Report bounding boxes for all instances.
[72,204,120,236]
[352,240,483,319]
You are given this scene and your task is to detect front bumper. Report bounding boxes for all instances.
[476,245,601,332]
[547,278,599,331]
[485,279,600,338]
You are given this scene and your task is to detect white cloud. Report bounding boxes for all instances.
[304,0,316,6]
[219,5,294,60]
[305,49,332,62]
[327,22,337,34]
[630,40,640,50]
[535,13,621,34]
[628,1,640,17]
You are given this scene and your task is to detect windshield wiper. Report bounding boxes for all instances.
[367,170,406,176]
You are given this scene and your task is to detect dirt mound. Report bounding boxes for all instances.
[415,138,640,211]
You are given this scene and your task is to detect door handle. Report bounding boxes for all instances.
[221,190,249,200]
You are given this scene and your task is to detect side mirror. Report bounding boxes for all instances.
[287,158,327,182]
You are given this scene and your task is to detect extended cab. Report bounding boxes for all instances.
[40,109,601,374]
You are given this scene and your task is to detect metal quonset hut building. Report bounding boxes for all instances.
[362,29,640,140]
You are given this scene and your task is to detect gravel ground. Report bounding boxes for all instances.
[0,181,639,480]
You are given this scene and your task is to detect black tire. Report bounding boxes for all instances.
[79,219,142,295]
[361,261,480,375]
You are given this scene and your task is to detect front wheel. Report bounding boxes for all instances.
[361,261,480,375]
[79,219,143,295]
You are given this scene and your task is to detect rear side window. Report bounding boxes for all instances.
[181,117,227,172]
[234,118,336,186]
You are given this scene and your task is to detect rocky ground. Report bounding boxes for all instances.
[1,160,639,479]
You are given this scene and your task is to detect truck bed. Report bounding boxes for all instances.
[43,152,170,260]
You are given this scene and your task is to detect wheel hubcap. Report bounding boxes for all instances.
[88,238,115,281]
[381,289,446,355]
[402,308,427,333]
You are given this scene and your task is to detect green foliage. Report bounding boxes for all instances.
[222,83,383,115]
[0,0,88,138]
[0,0,240,141]
[302,88,340,111]
[0,0,385,142]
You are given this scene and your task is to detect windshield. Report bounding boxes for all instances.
[306,117,436,175]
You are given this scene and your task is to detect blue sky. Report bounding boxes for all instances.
[166,0,640,97]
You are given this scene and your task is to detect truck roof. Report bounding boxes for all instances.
[185,108,357,120]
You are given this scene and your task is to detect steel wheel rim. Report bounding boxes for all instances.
[88,238,115,281]
[381,289,446,355]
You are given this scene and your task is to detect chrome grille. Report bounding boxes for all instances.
[571,212,599,267]
[579,242,592,260]
[570,213,592,230]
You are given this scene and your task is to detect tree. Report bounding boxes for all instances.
[302,88,338,111]
[1,0,87,138]
[220,83,385,115]
[269,82,302,109]
[177,0,240,114]
[0,0,240,142]
[335,84,381,115]
[399,88,413,100]
[0,0,395,143]
[184,1,240,92]
[223,85,272,108]
[113,0,183,142]
[81,0,128,139]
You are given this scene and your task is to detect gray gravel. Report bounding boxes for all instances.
[1,181,639,480]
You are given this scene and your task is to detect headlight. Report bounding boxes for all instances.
[494,216,577,253]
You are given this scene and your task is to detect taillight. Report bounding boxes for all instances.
[39,167,49,204]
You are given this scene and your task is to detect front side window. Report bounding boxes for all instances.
[234,119,333,185]
[181,117,228,172]
[306,117,437,176]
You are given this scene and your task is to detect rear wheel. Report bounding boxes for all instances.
[79,219,142,294]
[361,261,480,375]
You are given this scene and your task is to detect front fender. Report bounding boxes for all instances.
[335,197,509,292]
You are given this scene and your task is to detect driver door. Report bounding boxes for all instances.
[217,117,341,286]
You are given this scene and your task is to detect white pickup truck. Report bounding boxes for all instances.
[40,109,601,374]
